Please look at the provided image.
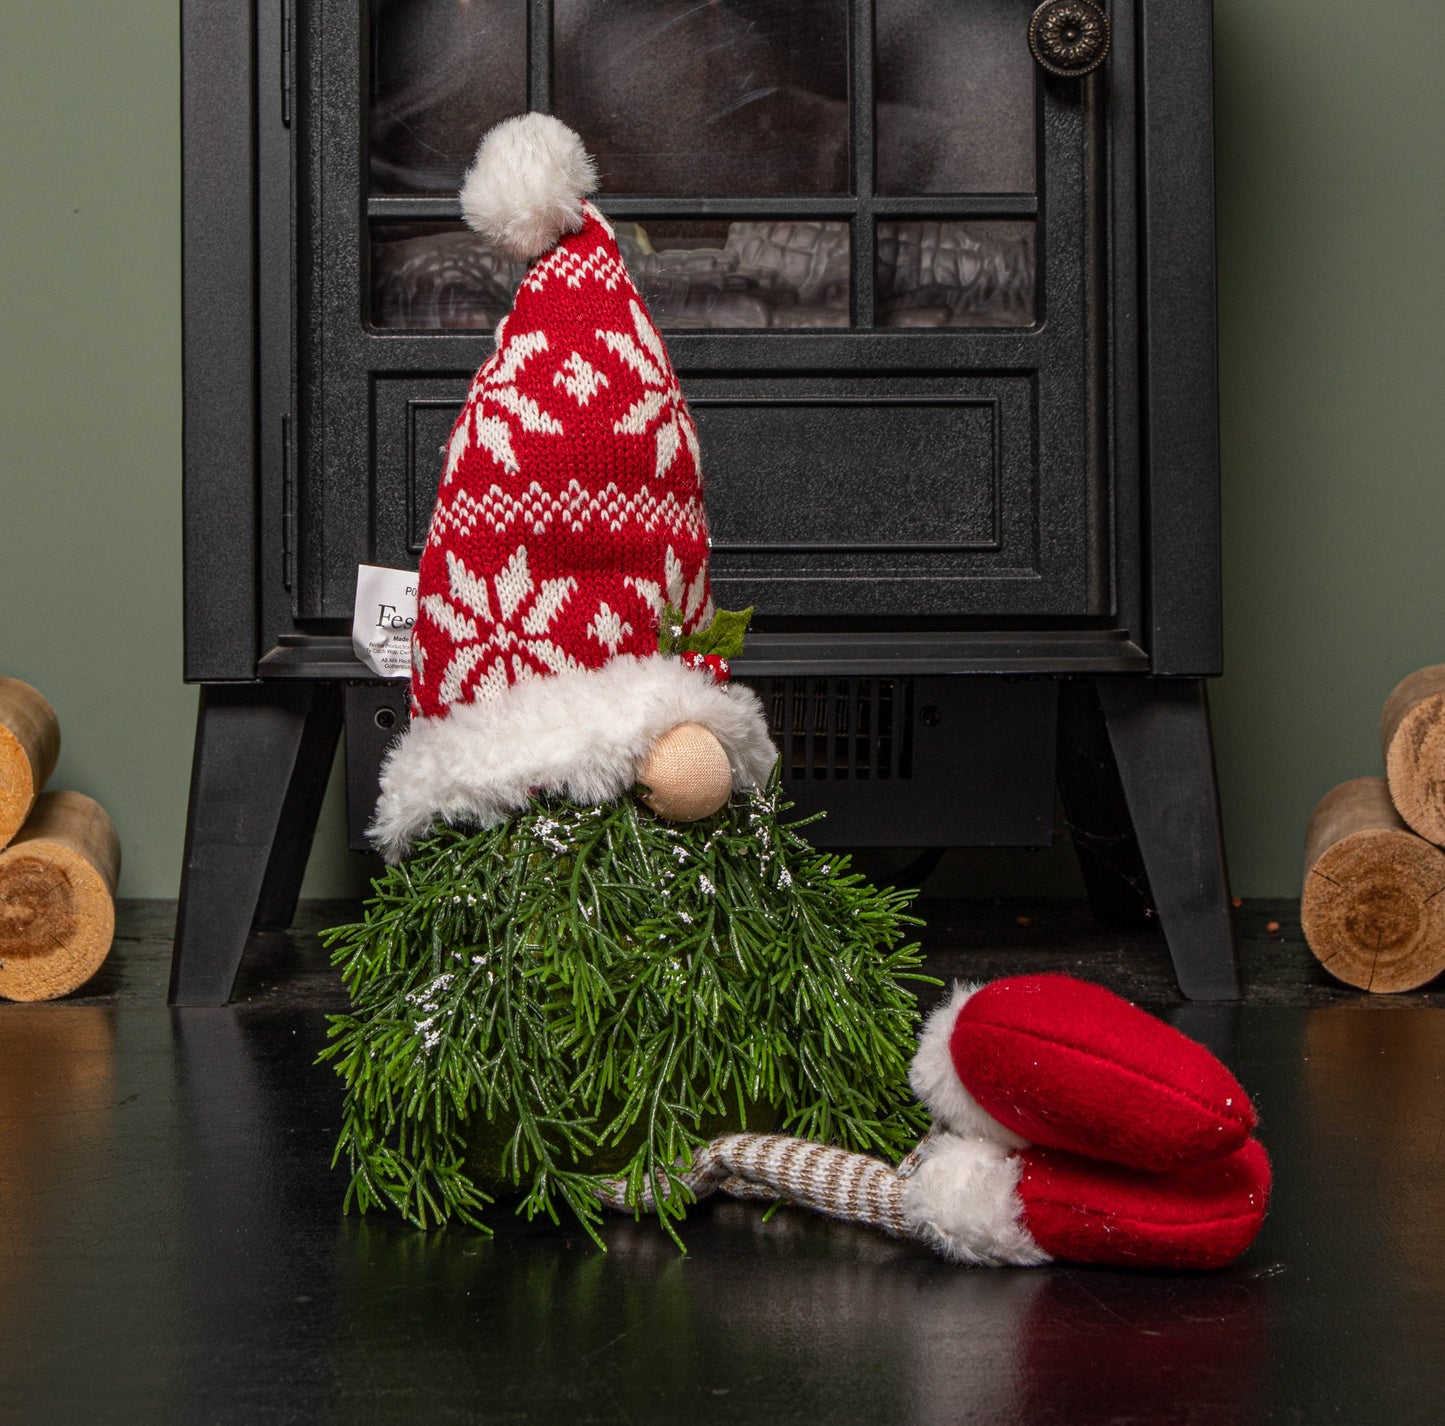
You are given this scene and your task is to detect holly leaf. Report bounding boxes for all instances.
[679,606,754,659]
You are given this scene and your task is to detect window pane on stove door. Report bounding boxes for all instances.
[370,219,850,329]
[628,221,850,328]
[371,224,523,329]
[370,0,527,193]
[875,0,1035,194]
[553,0,849,195]
[876,222,1035,327]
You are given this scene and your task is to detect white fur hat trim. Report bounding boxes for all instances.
[370,654,777,861]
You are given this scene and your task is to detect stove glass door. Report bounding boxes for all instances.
[291,0,1119,634]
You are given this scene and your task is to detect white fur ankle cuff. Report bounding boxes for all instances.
[901,1135,1050,1267]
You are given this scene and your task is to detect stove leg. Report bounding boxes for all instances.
[251,686,343,933]
[1057,678,1154,931]
[1093,677,1241,1000]
[170,685,342,1006]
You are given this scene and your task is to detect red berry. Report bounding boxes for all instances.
[678,650,731,685]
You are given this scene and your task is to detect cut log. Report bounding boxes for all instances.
[0,677,61,849]
[1301,777,1445,993]
[0,791,120,1002]
[1381,664,1445,844]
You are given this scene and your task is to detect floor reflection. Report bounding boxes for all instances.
[321,1205,1275,1424]
[1,1000,1442,1422]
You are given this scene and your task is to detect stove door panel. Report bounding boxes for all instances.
[372,360,1089,619]
[694,377,1063,617]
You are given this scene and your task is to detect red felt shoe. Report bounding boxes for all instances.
[1016,1137,1272,1270]
[911,975,1257,1171]
[623,971,1274,1271]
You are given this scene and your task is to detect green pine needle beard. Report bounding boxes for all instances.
[320,780,937,1248]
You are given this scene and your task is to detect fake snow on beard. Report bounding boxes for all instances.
[329,779,932,1226]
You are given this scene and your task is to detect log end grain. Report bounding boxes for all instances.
[0,792,119,1002]
[0,845,115,1001]
[1302,785,1445,993]
[1383,687,1445,845]
[0,678,61,849]
[0,723,34,845]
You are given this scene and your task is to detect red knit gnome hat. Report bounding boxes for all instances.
[370,114,775,861]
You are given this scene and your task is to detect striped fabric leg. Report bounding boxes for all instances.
[596,1133,914,1241]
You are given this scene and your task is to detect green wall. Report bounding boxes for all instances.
[2,3,194,902]
[1211,3,1445,894]
[2,2,1441,900]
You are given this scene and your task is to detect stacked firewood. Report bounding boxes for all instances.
[1302,667,1445,992]
[0,678,120,1001]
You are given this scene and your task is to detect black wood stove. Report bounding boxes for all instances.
[176,0,1237,1003]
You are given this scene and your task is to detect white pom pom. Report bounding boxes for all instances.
[459,113,598,263]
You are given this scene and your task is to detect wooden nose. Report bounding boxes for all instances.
[636,722,733,821]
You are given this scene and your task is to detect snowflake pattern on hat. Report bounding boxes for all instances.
[412,202,713,718]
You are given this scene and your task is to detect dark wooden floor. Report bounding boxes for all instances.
[2,899,1443,1423]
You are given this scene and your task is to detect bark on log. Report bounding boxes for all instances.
[1381,664,1445,844]
[0,678,60,850]
[1301,777,1445,993]
[0,791,120,1002]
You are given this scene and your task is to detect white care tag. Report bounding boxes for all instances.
[352,564,419,678]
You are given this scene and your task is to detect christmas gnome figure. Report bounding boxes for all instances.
[324,113,935,1242]
[324,114,1270,1270]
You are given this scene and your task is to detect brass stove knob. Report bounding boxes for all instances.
[1029,0,1111,78]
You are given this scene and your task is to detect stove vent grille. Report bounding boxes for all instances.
[749,677,914,781]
